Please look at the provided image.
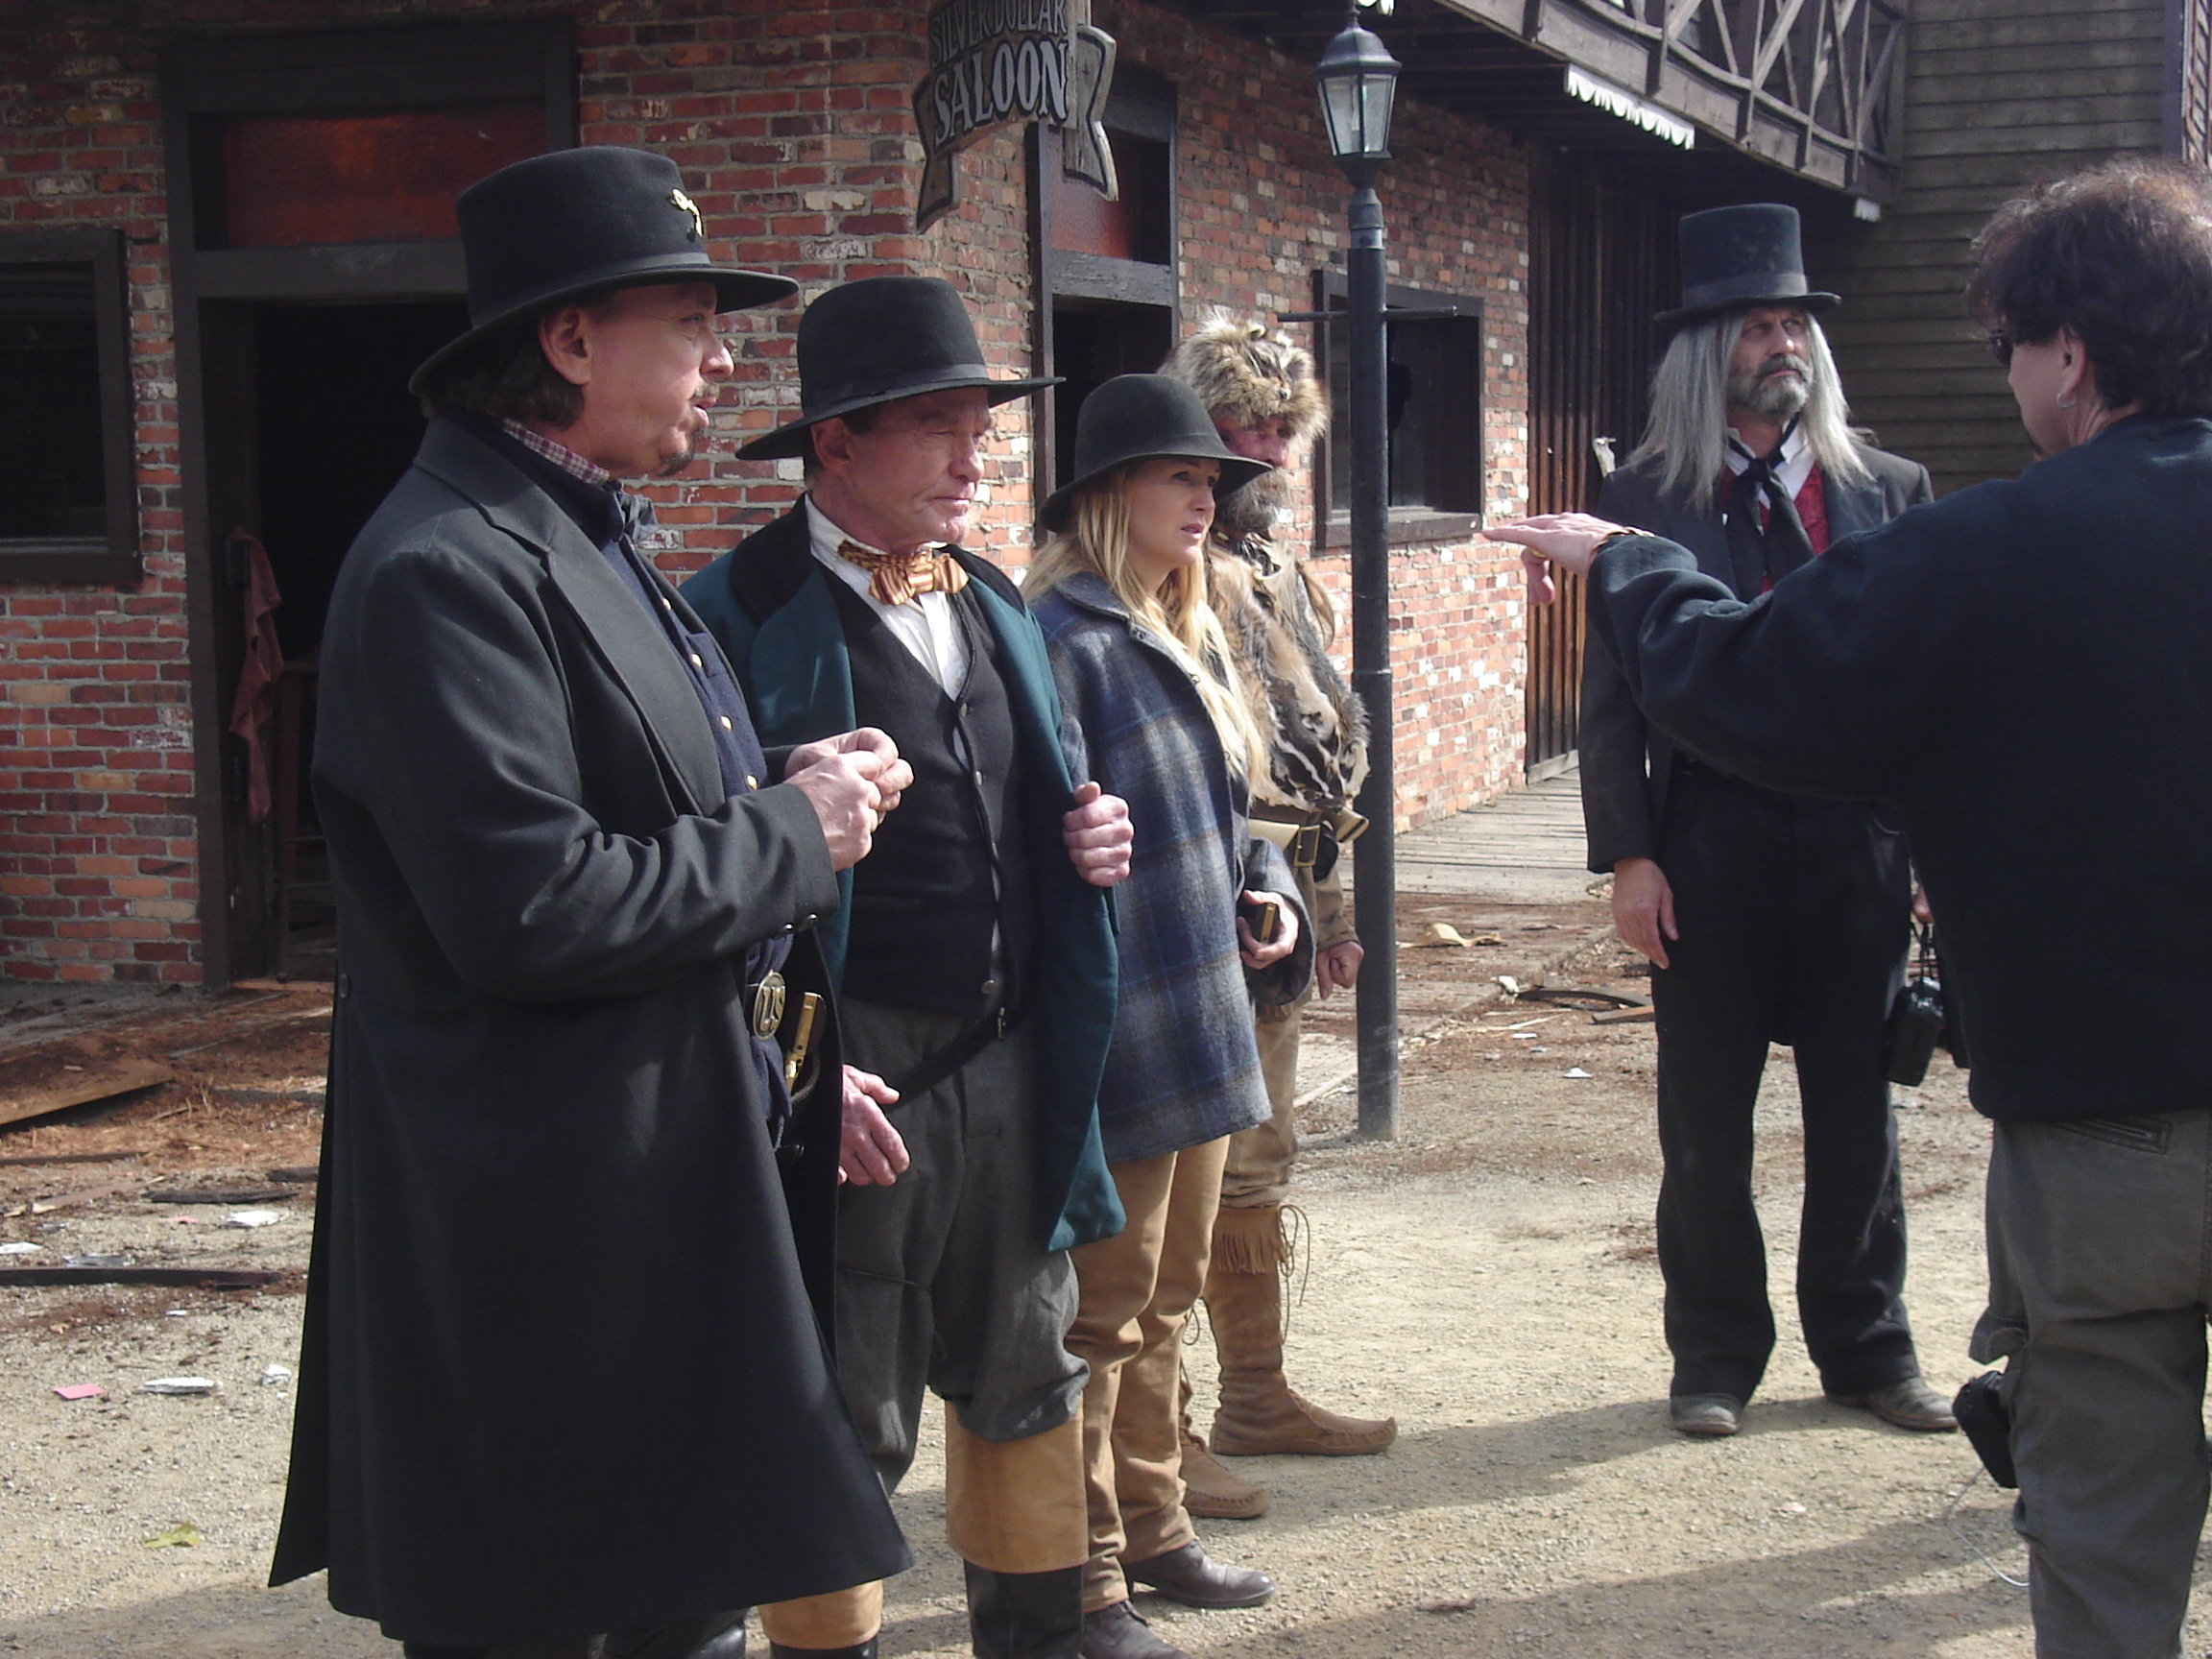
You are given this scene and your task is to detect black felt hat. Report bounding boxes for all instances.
[408,147,797,395]
[1655,203,1839,334]
[737,276,1059,461]
[1038,374,1272,533]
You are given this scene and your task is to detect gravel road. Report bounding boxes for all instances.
[0,908,2178,1657]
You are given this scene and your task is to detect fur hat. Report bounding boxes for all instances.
[1161,311,1329,445]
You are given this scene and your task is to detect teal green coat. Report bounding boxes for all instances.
[684,506,1123,1252]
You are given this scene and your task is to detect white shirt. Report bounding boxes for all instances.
[1723,419,1815,500]
[804,497,969,696]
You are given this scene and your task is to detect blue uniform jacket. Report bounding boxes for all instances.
[684,505,1124,1252]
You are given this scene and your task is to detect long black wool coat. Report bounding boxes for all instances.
[269,419,910,1646]
[1579,445,1933,873]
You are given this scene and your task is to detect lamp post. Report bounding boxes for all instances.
[1316,8,1402,1141]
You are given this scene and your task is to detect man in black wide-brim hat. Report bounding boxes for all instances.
[685,277,1135,1659]
[1578,203,1952,1442]
[269,146,915,1659]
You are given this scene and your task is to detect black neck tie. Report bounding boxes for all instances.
[1727,443,1815,589]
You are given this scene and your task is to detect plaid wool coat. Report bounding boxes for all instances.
[1032,570,1311,1165]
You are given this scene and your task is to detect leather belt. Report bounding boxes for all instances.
[744,972,787,1039]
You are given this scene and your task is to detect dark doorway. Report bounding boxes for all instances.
[1047,301,1175,493]
[234,299,466,977]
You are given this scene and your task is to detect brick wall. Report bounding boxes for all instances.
[0,0,1535,983]
[1101,1,1536,820]
[0,22,191,982]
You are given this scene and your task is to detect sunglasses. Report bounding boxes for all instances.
[1984,329,2015,369]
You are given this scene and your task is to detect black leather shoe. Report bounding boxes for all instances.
[1826,1374,1959,1431]
[1121,1541,1274,1609]
[1079,1600,1189,1659]
[1668,1392,1743,1438]
[604,1611,750,1658]
[967,1561,1083,1659]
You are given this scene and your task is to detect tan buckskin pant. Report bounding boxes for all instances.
[1067,1138,1231,1611]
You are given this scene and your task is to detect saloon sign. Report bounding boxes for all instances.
[913,0,1117,231]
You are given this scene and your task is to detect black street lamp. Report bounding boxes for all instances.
[1317,6,1402,1142]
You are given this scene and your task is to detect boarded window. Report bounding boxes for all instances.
[219,104,543,248]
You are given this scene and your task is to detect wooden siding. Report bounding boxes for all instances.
[1810,0,2184,495]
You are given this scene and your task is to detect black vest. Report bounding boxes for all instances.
[831,581,1034,1016]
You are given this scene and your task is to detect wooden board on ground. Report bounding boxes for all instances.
[0,1045,175,1131]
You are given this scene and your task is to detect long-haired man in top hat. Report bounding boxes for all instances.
[1156,316,1393,1527]
[684,277,1136,1659]
[1582,204,1954,1440]
[271,149,919,1657]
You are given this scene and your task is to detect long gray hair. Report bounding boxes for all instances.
[1626,310,1872,513]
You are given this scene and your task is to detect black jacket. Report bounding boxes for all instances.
[1584,415,2212,1125]
[1580,445,1934,871]
[271,420,909,1644]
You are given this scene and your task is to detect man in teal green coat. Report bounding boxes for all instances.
[685,277,1128,1659]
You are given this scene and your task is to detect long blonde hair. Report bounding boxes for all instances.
[1026,466,1264,784]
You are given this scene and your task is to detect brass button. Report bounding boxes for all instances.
[660,596,674,611]
[688,652,704,669]
[719,715,733,731]
[744,773,757,790]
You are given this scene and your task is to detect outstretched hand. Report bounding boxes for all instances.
[1484,514,1633,604]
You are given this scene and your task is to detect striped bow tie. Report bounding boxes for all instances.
[837,541,970,608]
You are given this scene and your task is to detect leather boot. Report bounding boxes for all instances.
[1175,1364,1268,1519]
[603,1613,750,1659]
[766,1643,876,1659]
[1204,1203,1397,1457]
[964,1561,1083,1659]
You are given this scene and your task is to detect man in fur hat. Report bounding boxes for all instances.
[1160,315,1396,1523]
[1580,204,1952,1440]
[685,276,1135,1659]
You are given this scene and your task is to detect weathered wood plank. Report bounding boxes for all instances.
[1909,90,2167,132]
[0,1056,175,1129]
[1900,122,2166,161]
[1911,0,2162,26]
[1912,37,2167,75]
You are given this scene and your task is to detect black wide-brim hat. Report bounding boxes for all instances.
[1655,203,1839,334]
[408,147,798,396]
[1037,374,1272,533]
[736,276,1059,461]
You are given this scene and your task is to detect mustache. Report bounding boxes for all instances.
[1756,353,1810,379]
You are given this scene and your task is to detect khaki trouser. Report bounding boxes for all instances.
[757,1414,1087,1647]
[1221,860,1350,1210]
[1067,1138,1232,1611]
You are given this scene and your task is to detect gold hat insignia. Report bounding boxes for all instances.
[670,187,704,242]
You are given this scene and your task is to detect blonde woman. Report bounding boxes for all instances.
[1025,374,1310,1659]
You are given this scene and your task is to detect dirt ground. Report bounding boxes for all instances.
[0,898,2193,1658]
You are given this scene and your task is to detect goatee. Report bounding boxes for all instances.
[1214,468,1294,539]
[1726,354,1812,420]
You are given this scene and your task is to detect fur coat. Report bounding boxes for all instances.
[1207,531,1367,817]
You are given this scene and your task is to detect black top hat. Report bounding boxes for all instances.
[737,276,1058,461]
[408,147,798,396]
[1038,374,1272,533]
[1655,203,1839,334]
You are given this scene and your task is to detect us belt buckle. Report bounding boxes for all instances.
[749,971,787,1040]
[1289,823,1322,872]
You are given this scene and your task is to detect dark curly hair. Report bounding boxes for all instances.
[417,323,586,427]
[1967,157,2212,419]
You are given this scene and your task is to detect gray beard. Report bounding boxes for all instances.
[1726,355,1812,421]
[1214,469,1294,540]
